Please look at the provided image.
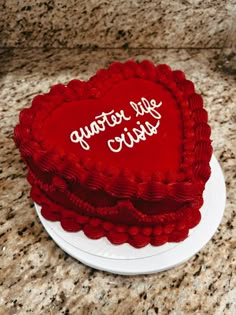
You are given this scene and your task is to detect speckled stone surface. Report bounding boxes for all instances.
[1,0,236,48]
[0,48,235,315]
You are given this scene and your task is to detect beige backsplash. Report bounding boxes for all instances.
[0,0,234,48]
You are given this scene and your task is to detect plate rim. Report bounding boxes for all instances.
[34,154,226,275]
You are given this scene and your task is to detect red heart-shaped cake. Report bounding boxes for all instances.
[14,60,212,248]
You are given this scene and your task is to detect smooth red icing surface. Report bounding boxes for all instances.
[39,78,182,174]
[14,60,212,248]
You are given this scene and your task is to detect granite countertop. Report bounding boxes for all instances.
[0,0,233,49]
[0,48,235,315]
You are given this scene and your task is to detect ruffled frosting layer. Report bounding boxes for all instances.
[31,184,201,248]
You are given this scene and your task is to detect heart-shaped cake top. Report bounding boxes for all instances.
[14,60,213,248]
[39,74,182,175]
[15,60,212,201]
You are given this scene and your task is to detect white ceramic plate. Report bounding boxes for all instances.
[35,155,226,275]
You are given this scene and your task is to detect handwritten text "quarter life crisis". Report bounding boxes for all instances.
[70,97,162,153]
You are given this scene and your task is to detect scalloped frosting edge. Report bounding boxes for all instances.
[14,60,212,203]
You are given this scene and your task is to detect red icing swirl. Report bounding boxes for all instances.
[156,64,172,79]
[52,176,67,191]
[107,230,129,245]
[20,141,36,158]
[14,124,31,146]
[172,70,186,82]
[168,228,189,242]
[83,224,105,239]
[178,80,195,96]
[67,80,86,98]
[195,140,212,160]
[19,108,34,125]
[192,108,208,123]
[139,60,157,81]
[150,234,168,246]
[129,234,151,248]
[36,152,59,173]
[195,123,211,140]
[194,161,211,182]
[84,169,106,190]
[49,84,67,96]
[106,173,137,198]
[138,182,167,201]
[189,93,203,110]
[61,163,83,182]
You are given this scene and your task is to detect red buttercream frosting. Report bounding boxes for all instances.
[14,60,212,248]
